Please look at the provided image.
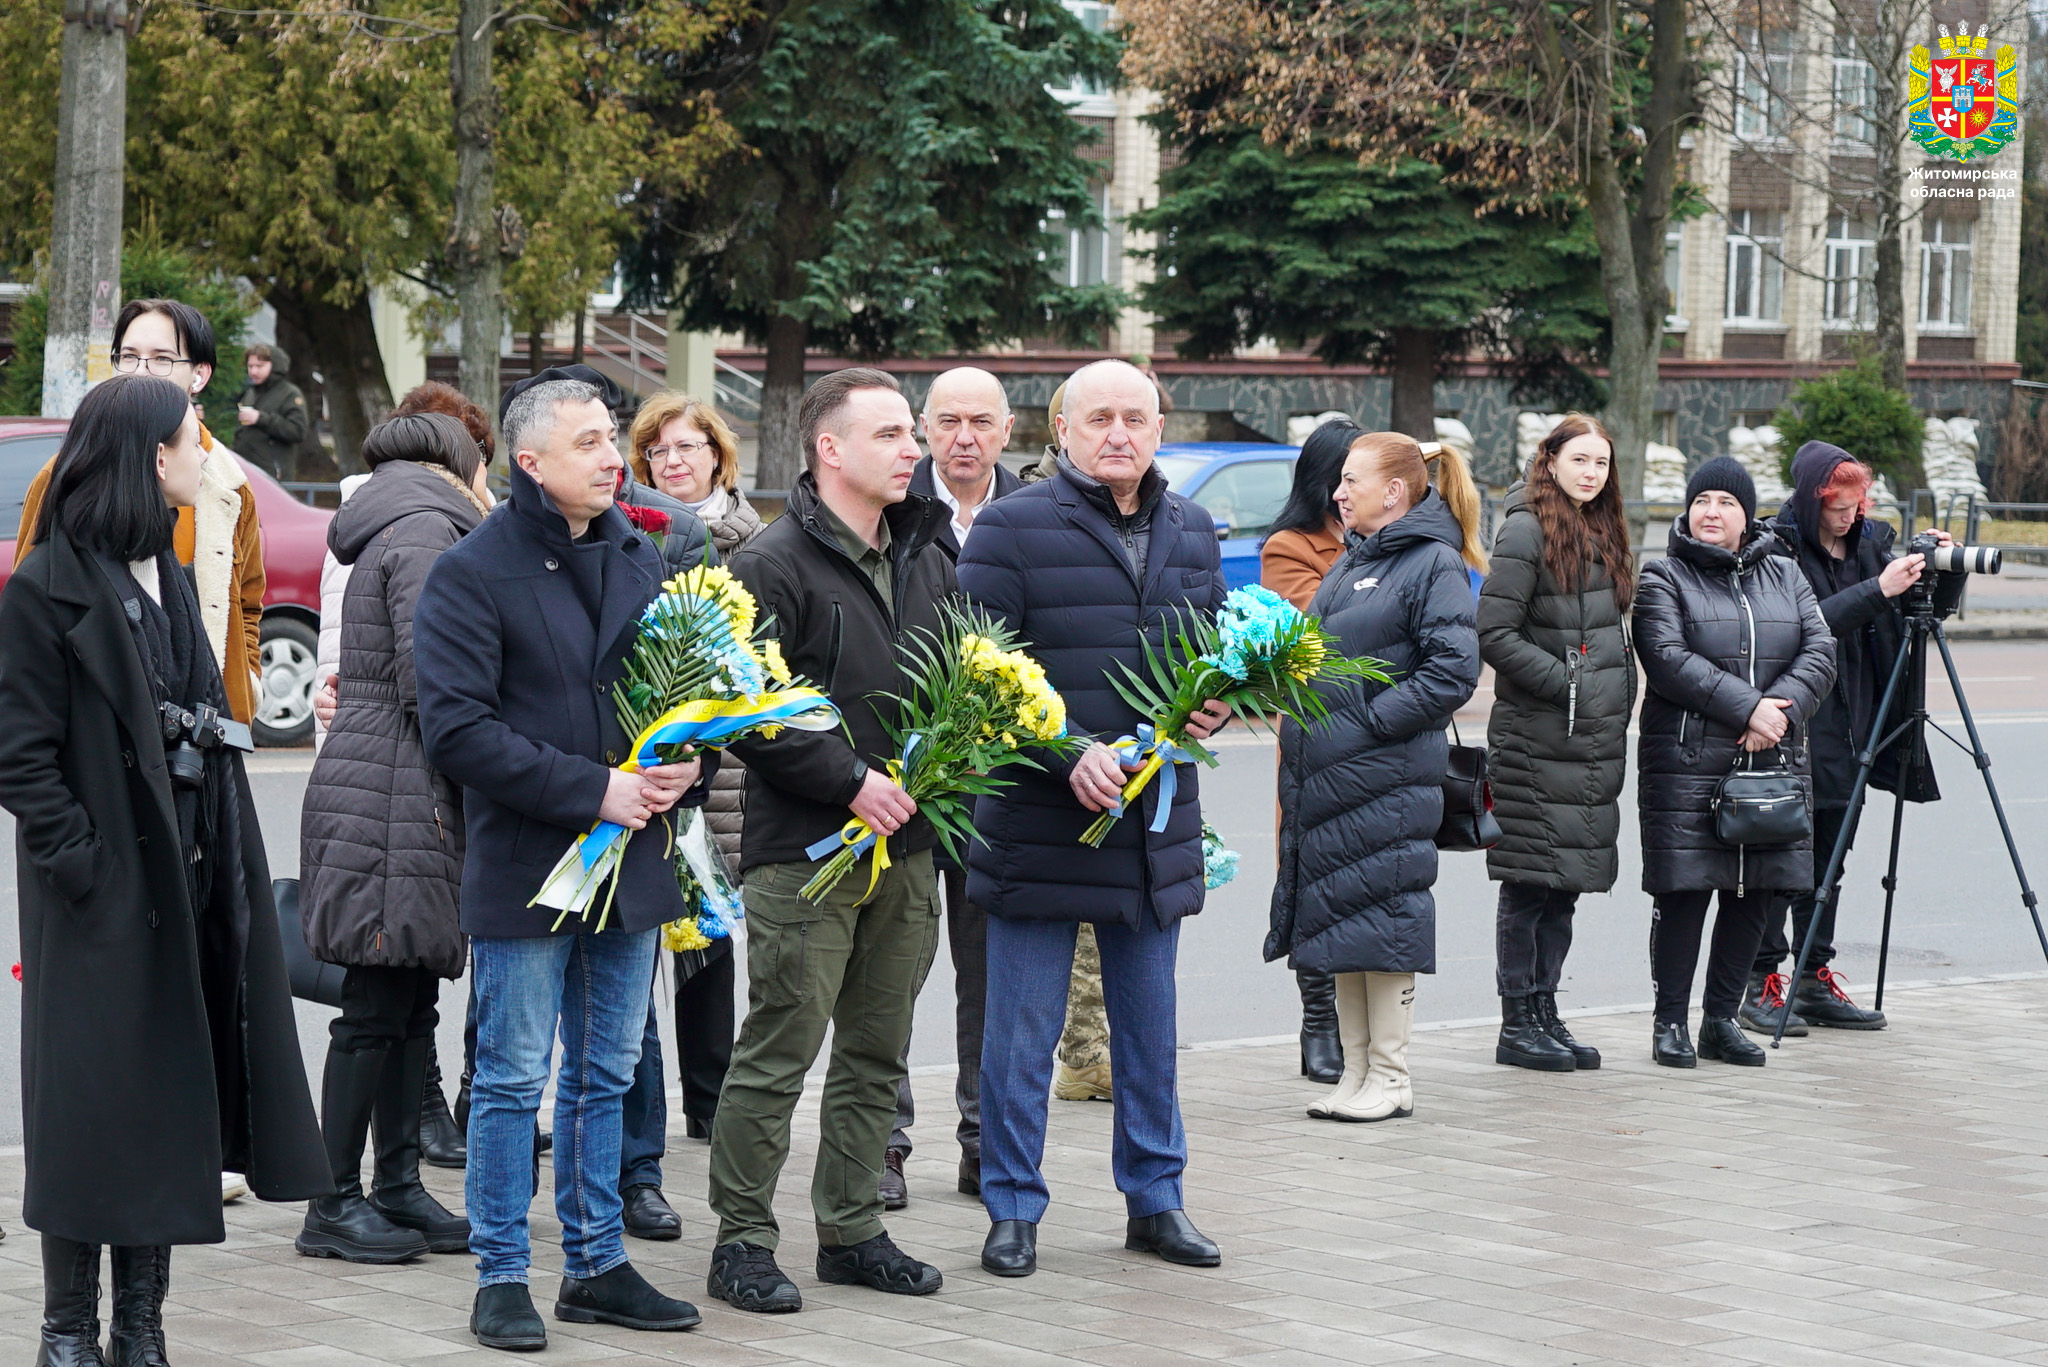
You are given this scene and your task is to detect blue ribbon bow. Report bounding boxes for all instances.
[1109,723,1194,833]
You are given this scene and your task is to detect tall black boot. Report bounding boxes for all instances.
[454,1064,471,1132]
[297,1045,429,1264]
[1296,970,1343,1084]
[35,1234,105,1367]
[1495,995,1576,1072]
[419,1036,466,1170]
[107,1246,169,1367]
[370,1037,471,1254]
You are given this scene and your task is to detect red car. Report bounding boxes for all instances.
[0,416,333,746]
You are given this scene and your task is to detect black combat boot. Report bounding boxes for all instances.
[107,1245,170,1367]
[1535,991,1600,1069]
[35,1233,105,1367]
[1495,995,1576,1071]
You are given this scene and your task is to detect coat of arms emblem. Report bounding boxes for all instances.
[1910,23,2019,160]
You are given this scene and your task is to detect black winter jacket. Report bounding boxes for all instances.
[1266,491,1481,974]
[957,459,1226,928]
[231,344,310,478]
[909,455,1025,562]
[725,474,957,873]
[1767,442,1937,805]
[1633,520,1836,895]
[300,461,486,976]
[1478,482,1636,892]
[413,465,713,938]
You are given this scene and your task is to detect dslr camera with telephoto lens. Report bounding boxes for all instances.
[1901,530,2000,619]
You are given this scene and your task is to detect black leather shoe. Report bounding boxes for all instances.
[1297,969,1344,1083]
[1738,971,1810,1036]
[957,1149,981,1197]
[706,1241,802,1313]
[1125,1210,1220,1267]
[36,1234,106,1367]
[471,1282,547,1352]
[1794,968,1887,1030]
[878,1147,909,1211]
[622,1185,682,1242]
[1653,1021,1697,1068]
[1495,995,1577,1072]
[980,1220,1036,1277]
[817,1232,942,1296]
[107,1245,169,1367]
[555,1261,701,1330]
[684,1115,712,1143]
[1535,992,1600,1069]
[1697,1016,1766,1066]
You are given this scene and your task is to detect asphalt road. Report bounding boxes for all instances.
[1,641,2044,1148]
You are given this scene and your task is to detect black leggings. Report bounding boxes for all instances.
[1650,890,1776,1025]
[329,963,440,1053]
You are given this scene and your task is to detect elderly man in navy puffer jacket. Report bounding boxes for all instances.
[955,360,1231,1280]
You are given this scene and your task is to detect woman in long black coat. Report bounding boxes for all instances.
[1267,432,1483,1124]
[0,376,327,1364]
[1478,414,1636,1074]
[1634,457,1835,1069]
[297,413,489,1264]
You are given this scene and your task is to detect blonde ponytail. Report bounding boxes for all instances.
[1420,441,1488,573]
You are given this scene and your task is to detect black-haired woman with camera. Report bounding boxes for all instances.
[1633,458,1835,1068]
[296,412,493,1265]
[0,375,327,1365]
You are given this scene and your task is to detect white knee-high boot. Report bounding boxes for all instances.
[1306,972,1370,1118]
[1331,972,1415,1122]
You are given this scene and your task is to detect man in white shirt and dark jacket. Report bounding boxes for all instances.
[704,368,959,1314]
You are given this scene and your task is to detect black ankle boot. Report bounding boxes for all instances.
[1535,992,1600,1069]
[1737,970,1809,1036]
[1495,996,1577,1071]
[1697,1016,1766,1066]
[370,1037,470,1254]
[297,1045,429,1264]
[419,1036,467,1170]
[35,1234,105,1367]
[1296,970,1343,1083]
[454,1066,472,1131]
[1653,1020,1697,1068]
[107,1246,170,1367]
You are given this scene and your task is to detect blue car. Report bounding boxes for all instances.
[1151,441,1300,590]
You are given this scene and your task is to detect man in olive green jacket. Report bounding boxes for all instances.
[232,342,310,478]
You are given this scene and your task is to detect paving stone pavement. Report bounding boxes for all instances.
[4,976,2048,1367]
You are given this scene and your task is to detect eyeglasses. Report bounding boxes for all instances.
[646,440,712,464]
[113,351,194,378]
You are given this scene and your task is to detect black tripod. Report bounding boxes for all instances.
[1772,600,2048,1046]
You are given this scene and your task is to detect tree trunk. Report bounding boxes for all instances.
[450,0,506,421]
[756,311,809,492]
[1387,328,1438,440]
[275,284,390,477]
[572,308,586,364]
[528,324,543,381]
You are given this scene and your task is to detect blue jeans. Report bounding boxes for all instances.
[619,983,666,1191]
[467,928,657,1286]
[979,915,1185,1224]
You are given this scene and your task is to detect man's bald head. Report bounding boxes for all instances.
[1056,360,1164,508]
[921,366,1015,498]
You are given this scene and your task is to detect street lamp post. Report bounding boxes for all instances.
[42,0,131,419]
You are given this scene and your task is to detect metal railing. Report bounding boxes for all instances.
[714,357,762,423]
[583,312,669,398]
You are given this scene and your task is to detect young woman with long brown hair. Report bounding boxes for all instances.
[1478,414,1636,1073]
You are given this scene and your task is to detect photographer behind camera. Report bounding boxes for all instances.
[1740,440,1948,1037]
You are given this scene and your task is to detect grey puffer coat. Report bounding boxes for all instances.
[1478,482,1636,892]
[695,487,764,871]
[1266,491,1481,975]
[1634,519,1836,896]
[300,461,488,976]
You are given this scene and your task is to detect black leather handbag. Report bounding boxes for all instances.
[1435,721,1502,853]
[274,878,346,1007]
[1712,741,1811,848]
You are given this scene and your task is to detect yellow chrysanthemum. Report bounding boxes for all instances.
[761,639,792,686]
[662,917,711,953]
[671,564,758,641]
[1285,633,1328,683]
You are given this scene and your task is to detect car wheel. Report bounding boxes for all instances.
[253,616,319,748]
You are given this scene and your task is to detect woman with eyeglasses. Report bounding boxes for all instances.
[0,375,327,1365]
[622,392,760,1154]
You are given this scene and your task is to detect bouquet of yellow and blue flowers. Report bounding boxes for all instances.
[800,606,1083,903]
[1080,584,1391,846]
[533,564,841,933]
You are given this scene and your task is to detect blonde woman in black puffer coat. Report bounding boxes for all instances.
[628,392,762,1140]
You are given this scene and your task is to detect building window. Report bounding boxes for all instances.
[1734,32,1793,141]
[1664,227,1684,319]
[1048,1,1115,107]
[1921,216,1973,329]
[1725,210,1784,322]
[1046,182,1114,288]
[1832,40,1876,145]
[1825,214,1877,326]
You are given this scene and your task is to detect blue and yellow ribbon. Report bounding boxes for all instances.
[1109,723,1194,833]
[802,735,922,904]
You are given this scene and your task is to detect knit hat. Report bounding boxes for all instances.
[1684,455,1757,524]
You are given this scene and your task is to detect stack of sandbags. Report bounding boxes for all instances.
[1727,425,1793,505]
[1921,416,1988,501]
[1433,416,1476,464]
[1285,410,1355,445]
[1644,442,1689,502]
[1516,412,1565,468]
